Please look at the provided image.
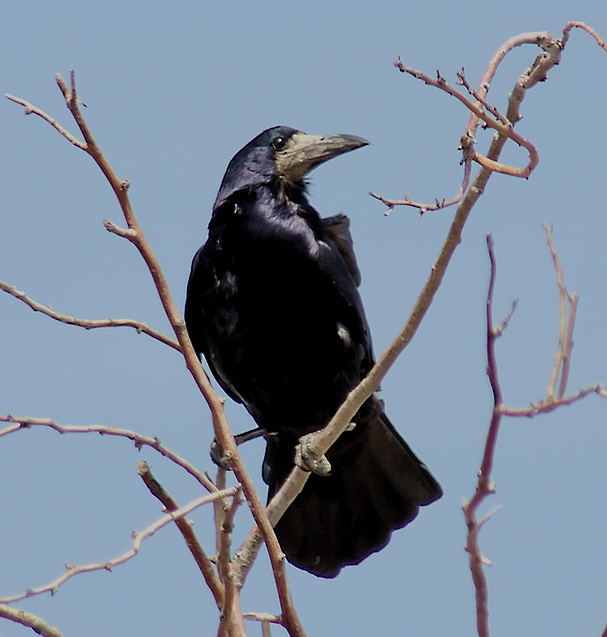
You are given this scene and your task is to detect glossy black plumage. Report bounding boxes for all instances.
[185,126,441,577]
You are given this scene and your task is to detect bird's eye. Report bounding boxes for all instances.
[271,136,287,151]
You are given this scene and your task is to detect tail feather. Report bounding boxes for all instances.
[266,412,441,578]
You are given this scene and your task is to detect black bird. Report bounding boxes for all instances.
[185,126,441,577]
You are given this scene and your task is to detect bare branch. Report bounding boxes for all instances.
[461,234,507,637]
[463,31,555,136]
[373,30,571,215]
[4,93,86,150]
[8,26,605,633]
[562,21,607,52]
[543,225,579,400]
[0,280,180,351]
[217,490,246,637]
[463,232,606,637]
[0,487,239,604]
[456,69,510,126]
[6,76,306,636]
[0,415,217,494]
[0,604,64,637]
[394,56,540,179]
[369,136,473,215]
[493,299,518,338]
[234,45,529,584]
[502,384,607,417]
[242,613,282,625]
[137,461,225,610]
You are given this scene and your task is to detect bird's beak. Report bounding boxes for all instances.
[274,132,369,182]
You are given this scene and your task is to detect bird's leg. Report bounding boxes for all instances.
[294,431,332,477]
[234,427,269,445]
[210,427,268,469]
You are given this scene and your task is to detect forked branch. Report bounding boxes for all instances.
[233,26,582,585]
[0,487,238,605]
[463,231,606,637]
[5,74,305,637]
[372,22,606,215]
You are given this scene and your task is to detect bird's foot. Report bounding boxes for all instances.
[210,427,269,469]
[210,440,232,469]
[295,432,332,477]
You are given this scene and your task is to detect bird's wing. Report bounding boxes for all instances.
[184,242,245,405]
[316,218,375,376]
[184,245,208,356]
[321,213,362,287]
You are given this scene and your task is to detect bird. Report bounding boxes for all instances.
[185,126,442,578]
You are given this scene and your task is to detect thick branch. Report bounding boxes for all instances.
[216,490,245,637]
[0,605,64,637]
[6,75,305,637]
[234,64,521,585]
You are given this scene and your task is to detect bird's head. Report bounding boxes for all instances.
[213,126,369,209]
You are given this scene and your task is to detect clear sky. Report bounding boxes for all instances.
[1,2,606,636]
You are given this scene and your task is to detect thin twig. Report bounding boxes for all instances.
[242,613,281,624]
[234,28,556,586]
[543,225,579,400]
[0,280,180,351]
[394,56,540,179]
[241,114,473,586]
[0,415,217,494]
[4,93,86,150]
[463,231,606,637]
[137,461,225,610]
[0,487,238,604]
[502,384,607,417]
[558,293,579,399]
[456,69,510,126]
[561,21,607,52]
[373,31,565,215]
[369,122,475,215]
[5,76,306,637]
[546,226,569,400]
[462,234,505,637]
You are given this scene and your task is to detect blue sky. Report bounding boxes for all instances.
[1,2,606,636]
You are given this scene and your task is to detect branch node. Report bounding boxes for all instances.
[103,218,137,239]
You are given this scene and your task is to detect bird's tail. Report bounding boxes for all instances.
[264,412,442,578]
